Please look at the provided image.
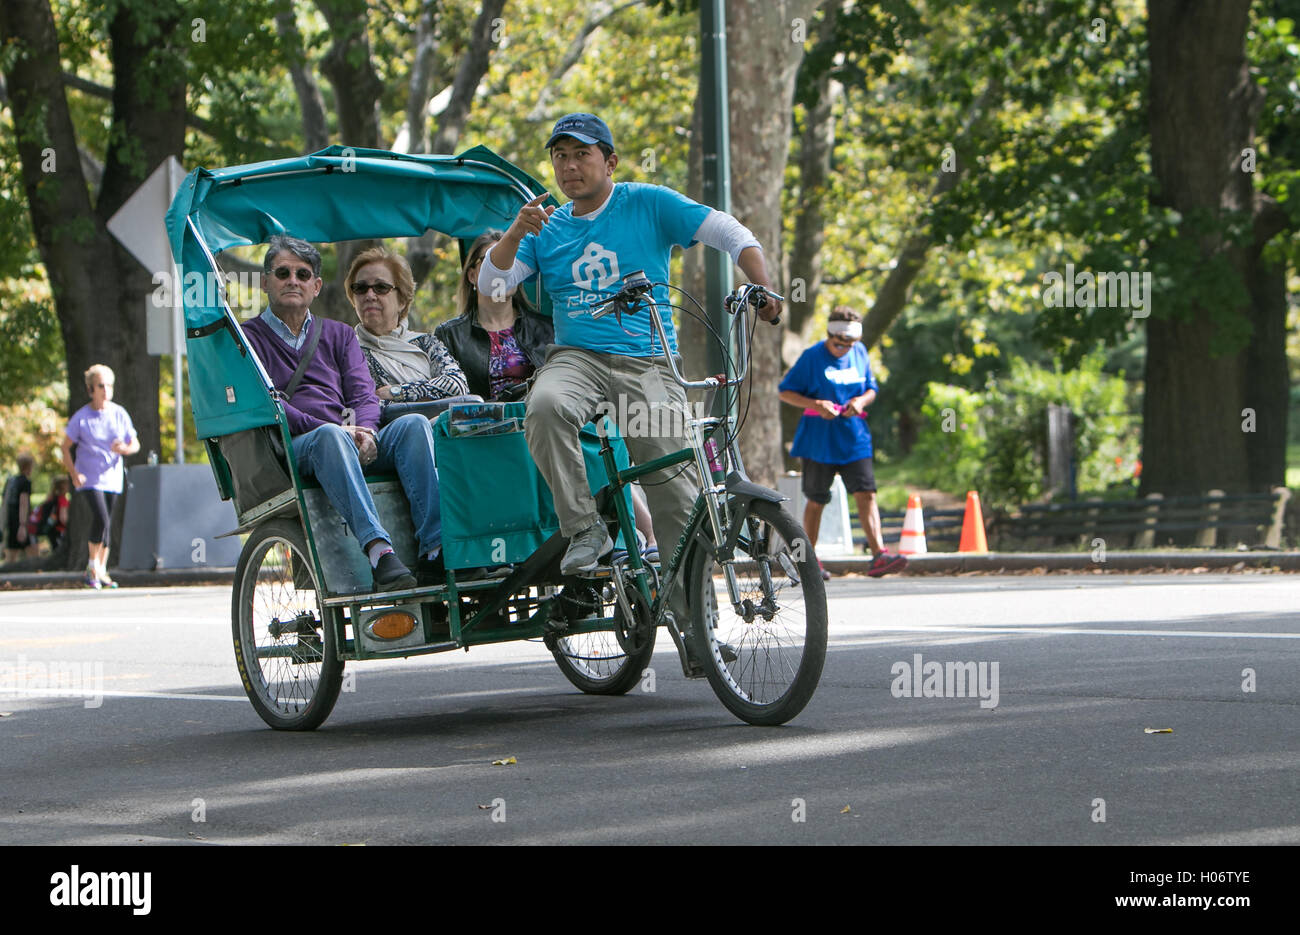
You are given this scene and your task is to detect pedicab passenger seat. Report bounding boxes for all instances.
[206,424,300,529]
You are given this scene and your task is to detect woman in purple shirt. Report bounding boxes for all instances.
[62,364,139,588]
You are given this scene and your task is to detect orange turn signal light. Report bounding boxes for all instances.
[367,611,417,641]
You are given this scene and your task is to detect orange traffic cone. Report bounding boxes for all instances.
[899,494,928,555]
[959,490,988,553]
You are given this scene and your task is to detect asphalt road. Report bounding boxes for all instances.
[1,573,1297,845]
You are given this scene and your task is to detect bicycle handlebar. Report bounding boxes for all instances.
[588,273,783,392]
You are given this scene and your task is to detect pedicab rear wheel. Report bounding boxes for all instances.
[547,578,657,695]
[232,519,343,730]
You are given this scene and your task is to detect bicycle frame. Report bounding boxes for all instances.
[588,283,778,625]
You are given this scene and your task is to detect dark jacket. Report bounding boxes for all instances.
[435,307,554,400]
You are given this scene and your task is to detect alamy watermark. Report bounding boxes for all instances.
[50,866,150,915]
[0,655,104,708]
[1041,263,1151,319]
[890,653,999,708]
[151,270,266,316]
[593,394,708,440]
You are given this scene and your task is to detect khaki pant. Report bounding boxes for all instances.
[525,346,700,566]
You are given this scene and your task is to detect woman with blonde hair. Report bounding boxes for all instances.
[347,246,469,403]
[62,364,138,588]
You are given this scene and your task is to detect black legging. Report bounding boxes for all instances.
[77,489,117,545]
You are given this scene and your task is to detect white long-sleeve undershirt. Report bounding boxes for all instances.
[478,192,761,296]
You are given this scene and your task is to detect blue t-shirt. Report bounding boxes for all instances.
[779,341,878,463]
[516,183,711,357]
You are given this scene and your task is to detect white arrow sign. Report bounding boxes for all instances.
[107,155,188,462]
[107,155,186,277]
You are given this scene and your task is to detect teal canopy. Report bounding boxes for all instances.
[164,145,552,439]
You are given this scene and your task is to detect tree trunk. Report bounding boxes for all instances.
[1243,248,1288,490]
[679,86,708,378]
[315,0,386,320]
[429,0,508,154]
[1,0,187,465]
[316,0,383,150]
[276,0,330,152]
[859,80,998,349]
[726,0,823,487]
[1142,0,1259,496]
[787,6,839,345]
[404,1,440,155]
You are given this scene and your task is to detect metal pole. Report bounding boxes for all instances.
[700,0,734,418]
[172,261,185,464]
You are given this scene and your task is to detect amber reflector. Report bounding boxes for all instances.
[369,612,417,640]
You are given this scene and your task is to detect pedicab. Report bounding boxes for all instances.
[166,144,827,730]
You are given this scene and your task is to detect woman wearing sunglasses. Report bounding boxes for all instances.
[779,306,907,580]
[435,230,552,403]
[346,247,469,403]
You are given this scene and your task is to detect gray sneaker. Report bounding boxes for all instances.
[560,521,614,576]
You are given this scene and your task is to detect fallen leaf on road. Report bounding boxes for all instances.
[840,805,851,814]
[492,756,517,766]
[477,804,493,809]
[1144,728,1173,734]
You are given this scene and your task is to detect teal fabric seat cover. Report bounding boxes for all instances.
[433,403,634,568]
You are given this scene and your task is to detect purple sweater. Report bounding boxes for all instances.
[242,315,381,435]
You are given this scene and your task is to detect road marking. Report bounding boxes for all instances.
[830,626,1300,644]
[0,634,124,648]
[0,616,219,626]
[0,688,247,702]
[0,685,557,705]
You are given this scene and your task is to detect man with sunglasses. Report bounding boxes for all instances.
[241,235,444,591]
[779,306,907,579]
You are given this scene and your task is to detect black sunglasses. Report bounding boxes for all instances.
[273,266,315,282]
[350,280,395,296]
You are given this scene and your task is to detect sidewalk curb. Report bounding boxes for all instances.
[0,567,236,590]
[821,550,1300,575]
[3,550,1298,590]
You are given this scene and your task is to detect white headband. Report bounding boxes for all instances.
[828,321,862,339]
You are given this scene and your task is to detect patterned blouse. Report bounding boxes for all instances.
[361,332,471,402]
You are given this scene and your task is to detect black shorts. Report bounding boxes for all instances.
[801,457,876,504]
[5,520,25,550]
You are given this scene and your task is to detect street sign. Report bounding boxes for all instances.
[107,155,188,462]
[107,155,186,276]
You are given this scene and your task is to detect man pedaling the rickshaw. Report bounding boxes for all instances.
[241,235,444,592]
[478,113,782,613]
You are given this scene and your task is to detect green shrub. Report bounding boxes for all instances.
[981,354,1137,507]
[910,382,987,495]
[909,355,1138,509]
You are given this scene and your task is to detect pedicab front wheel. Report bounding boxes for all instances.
[689,499,827,726]
[232,519,344,730]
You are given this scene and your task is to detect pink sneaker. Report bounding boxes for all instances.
[867,551,908,578]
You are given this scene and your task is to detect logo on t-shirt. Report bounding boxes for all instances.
[572,242,620,292]
[824,365,863,385]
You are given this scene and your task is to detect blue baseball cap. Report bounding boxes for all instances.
[546,113,615,151]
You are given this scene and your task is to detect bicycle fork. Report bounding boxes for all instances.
[687,418,748,616]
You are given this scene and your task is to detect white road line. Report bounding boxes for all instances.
[830,626,1300,643]
[0,688,247,702]
[0,685,556,704]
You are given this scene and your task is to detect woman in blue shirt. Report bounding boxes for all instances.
[779,307,907,579]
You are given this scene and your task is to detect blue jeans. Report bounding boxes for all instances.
[291,415,441,556]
